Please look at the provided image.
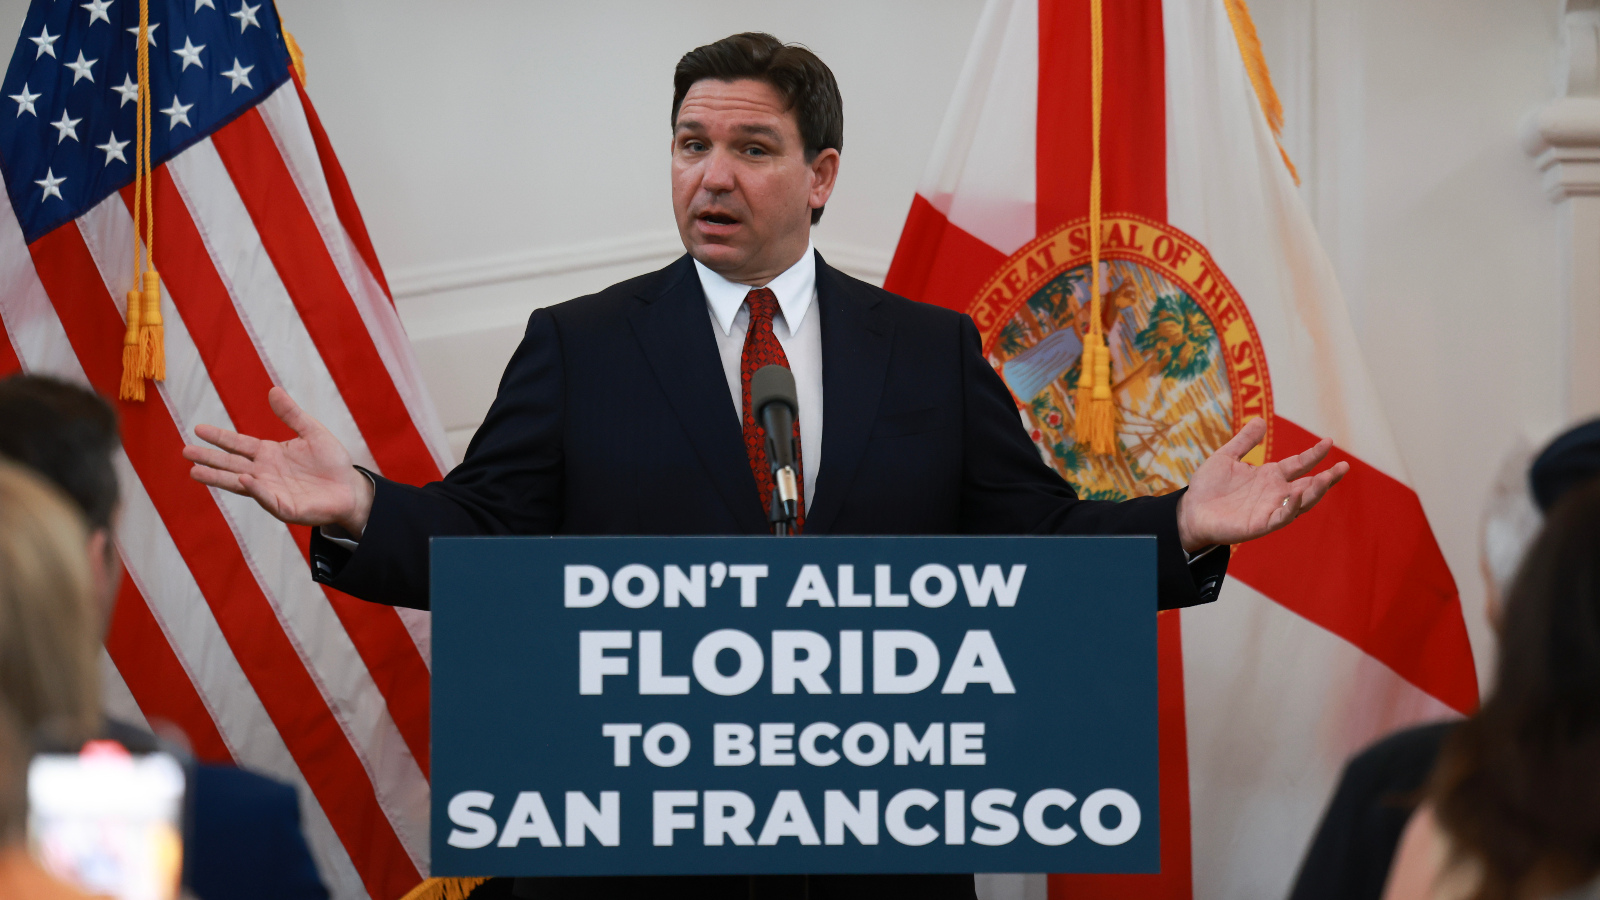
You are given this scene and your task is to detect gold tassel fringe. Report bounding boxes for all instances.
[1222,0,1300,184]
[119,289,144,401]
[138,270,164,381]
[1074,332,1116,456]
[397,877,491,900]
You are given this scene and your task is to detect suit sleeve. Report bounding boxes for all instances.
[310,308,567,609]
[954,315,1226,610]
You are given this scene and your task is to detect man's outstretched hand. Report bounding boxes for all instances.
[1176,417,1349,552]
[182,387,374,537]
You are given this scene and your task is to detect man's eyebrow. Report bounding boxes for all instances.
[733,123,783,140]
[671,121,785,142]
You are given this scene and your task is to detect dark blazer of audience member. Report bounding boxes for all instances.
[1382,478,1600,900]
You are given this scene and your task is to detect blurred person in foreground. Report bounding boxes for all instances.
[1381,475,1600,900]
[0,374,327,900]
[0,463,99,899]
[1291,422,1600,900]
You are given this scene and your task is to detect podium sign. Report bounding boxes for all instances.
[430,536,1157,877]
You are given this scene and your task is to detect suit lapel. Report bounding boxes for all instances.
[807,254,894,534]
[630,256,768,533]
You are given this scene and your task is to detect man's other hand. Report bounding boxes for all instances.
[1176,417,1349,552]
[182,387,374,537]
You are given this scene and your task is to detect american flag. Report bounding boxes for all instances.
[0,2,449,898]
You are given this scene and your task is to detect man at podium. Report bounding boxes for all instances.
[184,31,1345,900]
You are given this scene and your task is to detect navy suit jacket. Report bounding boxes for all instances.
[311,252,1227,608]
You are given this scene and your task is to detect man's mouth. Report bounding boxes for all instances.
[698,211,739,226]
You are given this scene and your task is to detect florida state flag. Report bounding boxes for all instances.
[885,0,1479,896]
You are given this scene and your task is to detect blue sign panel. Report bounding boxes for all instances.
[431,536,1157,877]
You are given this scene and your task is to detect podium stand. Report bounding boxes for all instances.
[429,535,1158,877]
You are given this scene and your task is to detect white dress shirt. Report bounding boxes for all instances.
[694,243,823,509]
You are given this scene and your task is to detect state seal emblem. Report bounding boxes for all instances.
[970,214,1274,501]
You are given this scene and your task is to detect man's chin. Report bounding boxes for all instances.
[687,242,748,275]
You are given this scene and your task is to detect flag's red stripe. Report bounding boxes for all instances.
[1036,0,1167,229]
[0,315,20,377]
[209,109,440,488]
[1051,611,1192,898]
[318,580,432,773]
[105,574,234,764]
[137,167,433,772]
[1232,416,1478,714]
[883,194,1008,308]
[30,224,419,900]
[293,77,394,302]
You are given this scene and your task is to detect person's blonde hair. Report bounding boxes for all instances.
[0,462,100,745]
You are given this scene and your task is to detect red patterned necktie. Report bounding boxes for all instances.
[740,287,804,531]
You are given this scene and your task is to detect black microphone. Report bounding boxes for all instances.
[750,364,799,534]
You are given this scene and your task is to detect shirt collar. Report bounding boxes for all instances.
[695,241,817,337]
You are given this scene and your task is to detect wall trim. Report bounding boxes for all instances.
[389,231,897,300]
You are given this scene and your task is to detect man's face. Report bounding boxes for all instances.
[672,78,839,286]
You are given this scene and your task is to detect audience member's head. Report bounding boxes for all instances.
[1530,419,1600,513]
[0,462,101,747]
[1430,476,1600,899]
[0,375,121,622]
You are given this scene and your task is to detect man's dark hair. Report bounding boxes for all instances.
[672,32,843,224]
[0,375,120,531]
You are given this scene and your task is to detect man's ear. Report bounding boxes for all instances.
[808,148,841,213]
[86,527,120,629]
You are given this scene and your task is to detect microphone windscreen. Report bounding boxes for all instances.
[751,364,798,416]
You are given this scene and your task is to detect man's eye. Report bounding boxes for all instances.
[745,146,767,157]
[683,140,706,153]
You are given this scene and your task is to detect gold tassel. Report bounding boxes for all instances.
[397,877,491,900]
[119,289,144,401]
[1074,332,1116,456]
[1222,0,1300,184]
[283,27,307,84]
[139,270,164,381]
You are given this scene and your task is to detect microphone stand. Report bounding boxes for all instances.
[768,466,799,536]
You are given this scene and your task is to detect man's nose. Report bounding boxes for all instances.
[701,146,737,192]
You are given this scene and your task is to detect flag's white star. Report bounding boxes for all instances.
[9,83,40,118]
[65,50,97,84]
[34,169,65,202]
[112,74,139,107]
[126,22,159,46]
[221,58,253,93]
[81,0,113,26]
[195,0,215,9]
[174,36,204,71]
[161,95,193,130]
[51,109,81,143]
[29,26,59,59]
[230,2,261,32]
[96,132,128,165]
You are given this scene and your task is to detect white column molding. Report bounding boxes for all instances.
[1525,0,1600,419]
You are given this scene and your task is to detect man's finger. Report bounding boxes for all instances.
[1296,461,1350,513]
[268,386,321,441]
[1278,437,1333,480]
[1214,417,1268,462]
[182,444,253,475]
[194,423,260,459]
[189,464,248,495]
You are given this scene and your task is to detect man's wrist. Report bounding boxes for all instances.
[1175,493,1204,553]
[334,466,375,539]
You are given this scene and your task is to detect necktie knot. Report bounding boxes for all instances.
[745,287,779,324]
